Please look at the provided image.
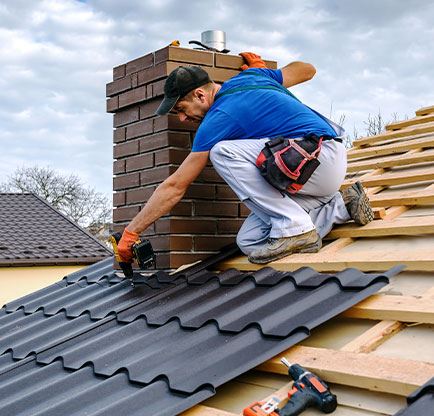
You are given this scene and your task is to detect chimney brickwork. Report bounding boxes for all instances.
[108,46,277,269]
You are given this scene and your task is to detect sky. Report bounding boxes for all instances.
[1,0,433,198]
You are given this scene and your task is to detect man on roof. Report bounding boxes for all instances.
[117,52,373,265]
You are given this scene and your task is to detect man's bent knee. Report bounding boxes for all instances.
[236,234,257,256]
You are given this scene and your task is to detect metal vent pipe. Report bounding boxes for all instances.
[201,30,226,51]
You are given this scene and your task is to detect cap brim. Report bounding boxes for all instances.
[155,95,180,116]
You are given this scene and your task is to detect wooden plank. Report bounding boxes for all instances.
[347,148,434,173]
[365,186,384,197]
[416,104,434,117]
[369,190,434,207]
[181,405,237,416]
[256,346,434,396]
[220,248,434,272]
[374,207,386,219]
[340,321,404,353]
[351,121,434,148]
[386,114,434,131]
[342,294,434,323]
[257,383,292,406]
[347,136,434,160]
[362,132,433,150]
[343,166,434,188]
[320,238,354,253]
[383,206,410,220]
[325,215,434,239]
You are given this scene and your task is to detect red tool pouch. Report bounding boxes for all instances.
[255,133,324,194]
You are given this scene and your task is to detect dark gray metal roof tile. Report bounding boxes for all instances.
[64,257,115,284]
[5,278,174,319]
[116,271,389,336]
[0,258,402,416]
[0,352,20,375]
[3,280,68,311]
[0,310,97,359]
[36,319,306,394]
[0,359,211,416]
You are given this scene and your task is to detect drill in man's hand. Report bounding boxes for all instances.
[110,232,155,284]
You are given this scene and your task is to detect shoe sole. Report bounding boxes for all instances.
[353,182,374,225]
[248,238,322,264]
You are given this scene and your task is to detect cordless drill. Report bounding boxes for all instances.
[110,232,155,284]
[278,358,337,415]
[243,358,337,416]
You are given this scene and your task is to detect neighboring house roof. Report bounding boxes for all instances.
[395,377,434,415]
[0,193,111,266]
[0,253,399,415]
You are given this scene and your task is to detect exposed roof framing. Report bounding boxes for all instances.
[213,104,434,416]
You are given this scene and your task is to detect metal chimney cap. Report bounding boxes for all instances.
[201,30,226,51]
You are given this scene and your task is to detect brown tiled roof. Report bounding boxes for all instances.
[0,193,111,266]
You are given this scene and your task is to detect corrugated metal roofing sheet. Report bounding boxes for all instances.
[394,377,434,416]
[0,193,111,266]
[0,259,401,415]
[0,358,211,416]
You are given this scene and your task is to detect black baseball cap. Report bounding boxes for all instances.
[156,66,212,115]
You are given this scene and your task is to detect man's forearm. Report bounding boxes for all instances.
[126,180,185,234]
[281,61,316,88]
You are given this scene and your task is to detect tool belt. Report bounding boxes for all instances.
[256,134,334,194]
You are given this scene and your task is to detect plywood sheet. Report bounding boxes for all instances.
[380,271,434,296]
[299,318,376,349]
[373,324,434,363]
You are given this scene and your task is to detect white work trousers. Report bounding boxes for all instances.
[209,138,350,255]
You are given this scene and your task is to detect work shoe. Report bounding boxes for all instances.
[248,229,322,264]
[340,181,374,225]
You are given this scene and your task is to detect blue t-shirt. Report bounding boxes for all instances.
[191,68,337,152]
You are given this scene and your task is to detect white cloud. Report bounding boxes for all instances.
[1,0,434,197]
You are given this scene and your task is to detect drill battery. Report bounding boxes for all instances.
[131,238,155,269]
[110,232,155,283]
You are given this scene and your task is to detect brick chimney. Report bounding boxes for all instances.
[107,45,277,269]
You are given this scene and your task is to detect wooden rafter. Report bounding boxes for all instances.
[326,215,434,239]
[342,294,434,324]
[181,406,237,416]
[351,121,434,148]
[347,148,434,172]
[344,166,434,188]
[386,114,434,131]
[348,135,434,159]
[340,321,405,354]
[256,346,434,396]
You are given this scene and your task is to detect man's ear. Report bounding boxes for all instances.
[194,88,207,103]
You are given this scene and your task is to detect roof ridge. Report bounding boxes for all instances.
[30,193,111,253]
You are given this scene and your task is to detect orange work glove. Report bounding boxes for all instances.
[117,228,140,263]
[239,52,267,70]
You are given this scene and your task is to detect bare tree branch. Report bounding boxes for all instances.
[0,165,112,234]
